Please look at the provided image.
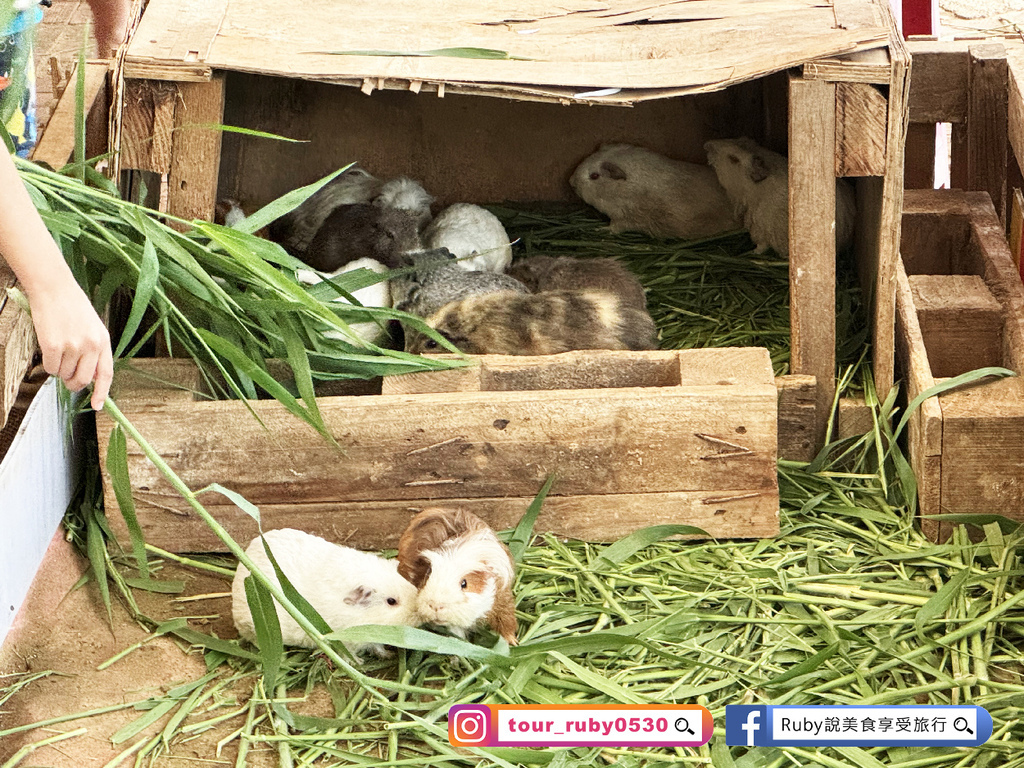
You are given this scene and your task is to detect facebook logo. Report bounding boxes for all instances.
[726,705,768,746]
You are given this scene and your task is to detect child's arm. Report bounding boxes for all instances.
[0,150,113,410]
[85,0,131,57]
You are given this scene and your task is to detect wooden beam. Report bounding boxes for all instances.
[31,61,109,170]
[966,43,1008,225]
[835,82,887,176]
[1005,51,1024,199]
[775,374,816,462]
[167,74,226,223]
[120,78,178,174]
[907,41,970,124]
[0,265,37,430]
[788,75,837,447]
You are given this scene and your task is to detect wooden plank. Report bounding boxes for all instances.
[904,123,937,189]
[101,490,781,553]
[894,259,942,457]
[837,395,873,439]
[125,0,890,95]
[916,454,944,542]
[31,61,109,170]
[0,273,38,431]
[775,374,816,462]
[96,357,778,515]
[909,274,1004,378]
[120,79,177,174]
[871,36,911,400]
[803,59,890,84]
[906,41,969,123]
[1006,51,1024,200]
[833,0,883,30]
[835,82,887,176]
[167,75,226,223]
[950,122,969,190]
[966,44,1009,226]
[788,75,837,447]
[1010,187,1024,274]
[127,0,227,74]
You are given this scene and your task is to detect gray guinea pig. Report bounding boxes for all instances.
[392,249,529,321]
[268,165,382,256]
[303,203,422,272]
[406,289,658,355]
[373,177,434,232]
[507,255,647,311]
[704,136,856,257]
[569,143,741,240]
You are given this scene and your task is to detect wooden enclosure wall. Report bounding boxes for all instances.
[217,73,766,209]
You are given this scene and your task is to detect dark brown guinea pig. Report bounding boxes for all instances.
[507,255,647,311]
[406,289,658,355]
[303,203,422,272]
[397,508,518,646]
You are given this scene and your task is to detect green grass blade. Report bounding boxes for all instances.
[105,424,150,578]
[114,236,160,357]
[85,508,113,626]
[244,575,284,694]
[507,474,554,564]
[914,567,972,643]
[593,524,711,571]
[325,626,512,665]
[230,166,349,236]
[322,47,532,60]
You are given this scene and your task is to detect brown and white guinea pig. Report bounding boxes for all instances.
[267,165,383,256]
[397,508,518,646]
[405,289,658,355]
[569,143,741,240]
[231,528,420,657]
[302,203,422,272]
[373,177,434,232]
[506,255,647,311]
[704,137,856,258]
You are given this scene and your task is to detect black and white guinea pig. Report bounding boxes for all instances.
[569,143,741,240]
[405,289,658,356]
[704,136,856,257]
[303,203,422,272]
[267,165,382,256]
[397,508,518,646]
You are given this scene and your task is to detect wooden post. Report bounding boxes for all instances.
[967,43,1008,225]
[904,123,937,188]
[788,75,837,447]
[167,74,226,225]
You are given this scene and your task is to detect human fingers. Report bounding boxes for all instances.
[91,343,114,410]
[67,350,100,392]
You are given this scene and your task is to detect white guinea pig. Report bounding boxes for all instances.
[569,143,742,240]
[297,258,393,346]
[422,203,513,274]
[397,508,518,646]
[231,528,420,657]
[373,177,434,232]
[704,137,856,258]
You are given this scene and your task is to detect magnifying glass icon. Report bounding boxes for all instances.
[953,717,974,735]
[674,717,696,736]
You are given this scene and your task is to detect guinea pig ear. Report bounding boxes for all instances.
[343,585,375,607]
[749,155,770,183]
[600,161,628,181]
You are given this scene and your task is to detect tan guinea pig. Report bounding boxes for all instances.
[506,254,648,311]
[397,508,518,646]
[405,289,658,355]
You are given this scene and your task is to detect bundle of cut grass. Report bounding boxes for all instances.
[494,206,869,378]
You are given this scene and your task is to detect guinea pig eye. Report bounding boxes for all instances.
[386,597,398,606]
[728,155,740,164]
[460,578,468,590]
[589,172,600,181]
[424,339,439,350]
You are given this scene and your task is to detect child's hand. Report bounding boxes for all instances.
[27,276,113,410]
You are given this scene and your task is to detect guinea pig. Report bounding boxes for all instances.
[569,143,741,240]
[703,137,856,257]
[397,508,518,646]
[373,177,434,232]
[303,203,422,272]
[267,165,383,256]
[231,528,419,657]
[391,249,530,323]
[214,198,270,238]
[297,257,393,346]
[422,203,513,273]
[405,289,658,355]
[506,255,647,311]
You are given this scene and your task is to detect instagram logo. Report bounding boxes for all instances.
[449,705,492,746]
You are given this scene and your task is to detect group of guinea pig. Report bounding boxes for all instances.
[221,136,855,357]
[231,509,518,656]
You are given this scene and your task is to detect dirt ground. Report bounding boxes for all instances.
[0,533,319,766]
